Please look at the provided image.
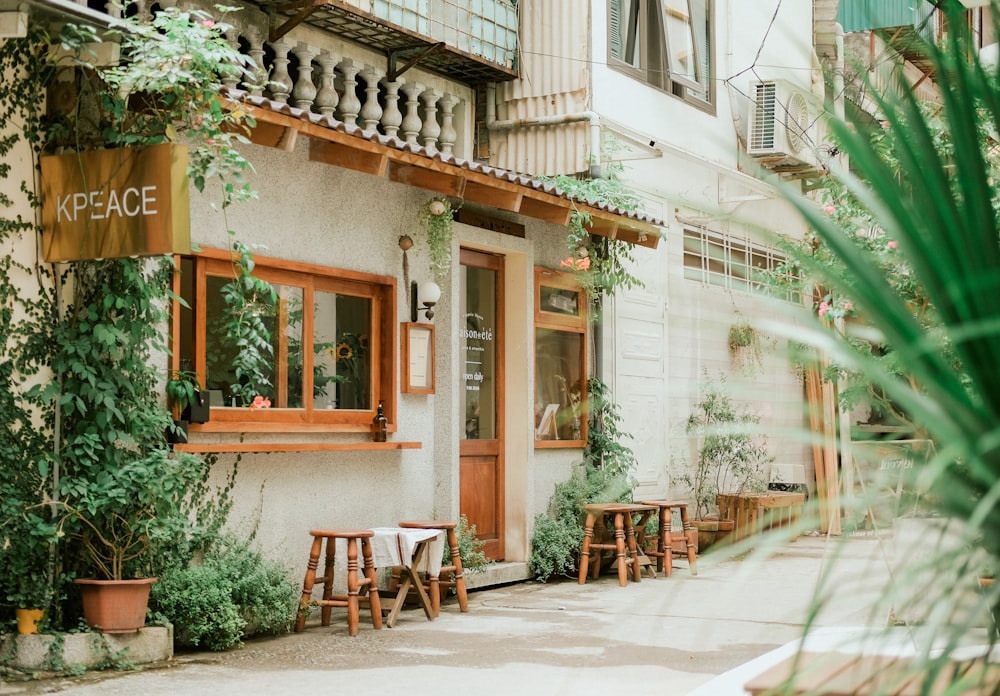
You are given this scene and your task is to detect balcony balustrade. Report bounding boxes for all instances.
[98,0,477,157]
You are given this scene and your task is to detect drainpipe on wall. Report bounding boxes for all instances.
[485,83,603,179]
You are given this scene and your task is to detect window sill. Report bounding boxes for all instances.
[173,441,422,453]
[534,440,586,449]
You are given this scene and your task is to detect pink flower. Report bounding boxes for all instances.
[559,257,574,269]
[818,301,829,318]
[576,257,591,271]
[823,205,835,215]
[843,302,853,311]
[251,395,271,409]
[201,19,216,28]
[886,240,898,250]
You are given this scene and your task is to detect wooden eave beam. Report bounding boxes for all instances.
[310,138,388,176]
[519,194,572,225]
[388,161,464,197]
[239,102,659,247]
[461,179,522,211]
[246,120,299,152]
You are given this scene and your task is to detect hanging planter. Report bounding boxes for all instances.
[728,320,764,371]
[418,197,457,281]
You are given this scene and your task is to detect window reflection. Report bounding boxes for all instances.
[316,292,371,410]
[535,328,585,441]
[203,276,371,410]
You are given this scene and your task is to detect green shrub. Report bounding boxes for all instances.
[151,536,297,651]
[528,513,583,582]
[152,564,245,651]
[447,514,492,575]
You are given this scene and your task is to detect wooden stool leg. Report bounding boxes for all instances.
[680,506,698,576]
[614,512,628,587]
[320,537,336,626]
[661,507,673,577]
[428,574,441,617]
[361,537,382,630]
[345,537,361,637]
[578,512,597,584]
[624,514,642,582]
[296,535,324,632]
[447,528,469,612]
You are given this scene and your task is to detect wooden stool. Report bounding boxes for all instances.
[639,500,698,576]
[578,503,655,586]
[398,520,469,616]
[295,529,383,637]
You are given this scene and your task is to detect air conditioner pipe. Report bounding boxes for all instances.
[485,83,603,178]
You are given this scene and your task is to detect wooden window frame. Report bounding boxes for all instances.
[174,248,397,434]
[534,266,588,449]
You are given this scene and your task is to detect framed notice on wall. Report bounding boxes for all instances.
[401,322,435,393]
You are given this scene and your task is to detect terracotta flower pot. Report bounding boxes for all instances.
[15,607,45,635]
[75,578,156,633]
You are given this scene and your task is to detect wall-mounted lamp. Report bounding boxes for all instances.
[411,280,441,322]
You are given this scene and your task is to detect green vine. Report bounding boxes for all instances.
[538,152,645,305]
[57,3,261,206]
[0,29,61,621]
[220,242,277,405]
[0,1,272,633]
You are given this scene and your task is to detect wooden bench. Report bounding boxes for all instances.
[744,651,1000,695]
[717,491,805,543]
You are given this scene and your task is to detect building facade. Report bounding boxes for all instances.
[4,0,984,586]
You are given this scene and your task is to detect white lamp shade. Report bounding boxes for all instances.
[418,281,441,305]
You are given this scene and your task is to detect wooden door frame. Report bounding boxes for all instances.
[459,247,505,559]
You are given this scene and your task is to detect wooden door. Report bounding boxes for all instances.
[459,249,505,560]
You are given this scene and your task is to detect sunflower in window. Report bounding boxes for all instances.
[334,342,353,361]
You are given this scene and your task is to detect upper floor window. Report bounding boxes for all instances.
[174,249,396,432]
[682,227,800,303]
[609,0,713,107]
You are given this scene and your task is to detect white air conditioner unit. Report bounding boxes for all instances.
[747,79,824,175]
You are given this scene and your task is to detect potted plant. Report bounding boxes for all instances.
[41,256,210,633]
[1,505,58,634]
[673,374,772,551]
[167,363,210,424]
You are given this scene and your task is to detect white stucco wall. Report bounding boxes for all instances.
[582,0,818,502]
[187,135,592,577]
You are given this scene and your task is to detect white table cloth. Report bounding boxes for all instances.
[368,527,445,576]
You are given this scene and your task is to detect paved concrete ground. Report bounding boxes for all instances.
[1,533,896,696]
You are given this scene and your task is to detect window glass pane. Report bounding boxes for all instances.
[540,285,580,317]
[204,274,284,407]
[317,292,372,410]
[462,264,498,440]
[275,285,304,409]
[535,328,585,441]
[705,237,725,275]
[730,242,748,282]
[611,0,642,68]
[661,0,700,87]
[688,0,711,100]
